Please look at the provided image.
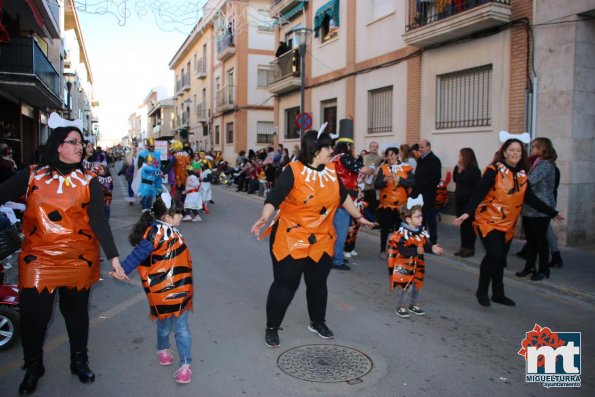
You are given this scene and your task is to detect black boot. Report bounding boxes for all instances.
[19,359,45,395]
[515,266,535,277]
[516,244,528,259]
[70,352,95,383]
[491,284,516,306]
[549,251,563,268]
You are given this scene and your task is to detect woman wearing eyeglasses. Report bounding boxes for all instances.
[0,114,126,395]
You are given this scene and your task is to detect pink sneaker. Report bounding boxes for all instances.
[157,349,173,366]
[174,364,192,384]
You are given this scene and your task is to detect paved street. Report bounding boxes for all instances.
[0,172,592,396]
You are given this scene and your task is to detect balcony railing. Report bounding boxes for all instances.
[196,102,207,121]
[267,49,301,95]
[0,36,61,103]
[175,73,191,95]
[216,32,236,61]
[269,0,307,18]
[196,57,207,79]
[403,0,511,47]
[216,85,235,112]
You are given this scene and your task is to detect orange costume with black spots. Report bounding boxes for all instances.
[139,223,193,320]
[173,150,191,187]
[474,162,528,242]
[378,163,414,210]
[19,166,100,292]
[387,226,430,291]
[269,161,340,262]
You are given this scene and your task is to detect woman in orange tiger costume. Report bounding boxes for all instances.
[455,135,562,308]
[251,130,374,348]
[387,196,442,318]
[118,192,194,384]
[374,147,415,259]
[0,115,126,395]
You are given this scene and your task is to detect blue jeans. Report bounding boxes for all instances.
[127,181,134,198]
[332,208,351,266]
[397,284,420,307]
[104,205,111,220]
[141,195,153,211]
[156,310,192,366]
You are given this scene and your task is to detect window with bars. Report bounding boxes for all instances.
[257,121,275,144]
[226,122,234,144]
[257,66,271,88]
[285,107,300,139]
[367,86,393,134]
[321,99,337,135]
[436,65,492,129]
[215,125,220,145]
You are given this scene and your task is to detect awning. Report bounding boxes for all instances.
[281,1,307,22]
[313,0,339,37]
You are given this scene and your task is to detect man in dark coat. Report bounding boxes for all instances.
[411,139,442,244]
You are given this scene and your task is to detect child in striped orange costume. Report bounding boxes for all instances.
[387,196,442,318]
[118,191,194,384]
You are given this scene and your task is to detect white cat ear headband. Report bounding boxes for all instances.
[499,130,530,144]
[48,112,84,131]
[316,122,339,141]
[161,190,172,209]
[407,195,424,209]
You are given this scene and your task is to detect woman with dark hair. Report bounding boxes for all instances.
[251,130,374,348]
[374,147,415,259]
[516,137,559,281]
[0,116,126,394]
[454,137,562,308]
[453,148,481,257]
[399,143,417,171]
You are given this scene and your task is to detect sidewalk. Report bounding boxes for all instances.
[222,185,595,305]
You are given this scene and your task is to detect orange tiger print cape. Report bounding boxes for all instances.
[269,161,341,262]
[378,163,413,210]
[139,223,193,320]
[387,226,429,291]
[19,166,100,293]
[474,162,528,242]
[173,150,191,187]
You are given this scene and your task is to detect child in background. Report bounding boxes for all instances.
[183,166,203,222]
[114,192,194,384]
[387,195,443,318]
[97,164,113,220]
[137,154,161,212]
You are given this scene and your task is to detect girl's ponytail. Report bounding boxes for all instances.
[129,211,155,246]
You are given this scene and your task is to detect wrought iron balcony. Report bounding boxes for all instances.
[216,85,235,113]
[216,32,236,61]
[196,57,207,79]
[267,49,301,95]
[196,102,207,122]
[0,37,62,109]
[269,0,308,19]
[403,0,511,48]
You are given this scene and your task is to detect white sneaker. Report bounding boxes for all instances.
[344,251,352,258]
[192,215,202,222]
[182,215,192,221]
[350,250,358,256]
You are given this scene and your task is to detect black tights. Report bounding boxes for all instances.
[19,287,90,361]
[266,254,332,328]
[477,231,512,297]
[522,216,550,273]
[377,207,401,252]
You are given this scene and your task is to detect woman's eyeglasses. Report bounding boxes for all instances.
[63,140,86,147]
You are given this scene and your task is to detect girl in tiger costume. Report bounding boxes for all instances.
[118,192,194,384]
[387,196,442,318]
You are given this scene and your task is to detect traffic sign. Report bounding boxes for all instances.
[295,112,312,130]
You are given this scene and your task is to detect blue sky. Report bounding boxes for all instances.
[77,2,198,143]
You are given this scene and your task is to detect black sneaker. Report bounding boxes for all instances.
[408,305,425,316]
[332,263,351,271]
[308,322,334,339]
[265,327,281,348]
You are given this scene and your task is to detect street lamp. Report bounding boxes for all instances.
[290,27,312,139]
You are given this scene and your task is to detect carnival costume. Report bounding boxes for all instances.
[122,221,193,320]
[19,166,100,292]
[387,224,431,291]
[171,141,191,188]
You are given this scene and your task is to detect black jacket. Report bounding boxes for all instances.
[453,165,481,214]
[412,151,442,207]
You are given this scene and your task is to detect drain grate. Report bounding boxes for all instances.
[277,344,373,383]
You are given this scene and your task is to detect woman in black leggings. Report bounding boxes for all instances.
[454,136,562,308]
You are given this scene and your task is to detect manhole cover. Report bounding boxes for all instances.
[277,344,373,383]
